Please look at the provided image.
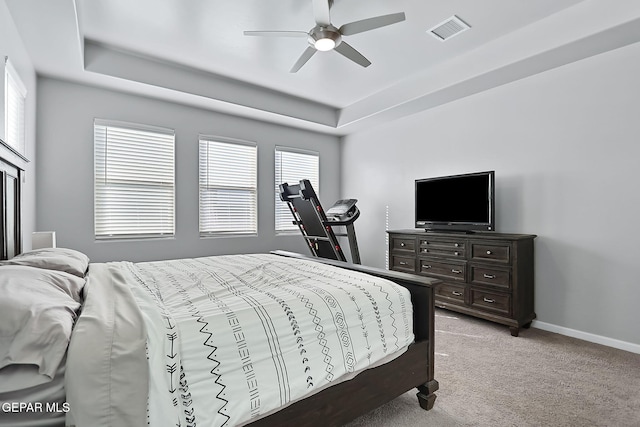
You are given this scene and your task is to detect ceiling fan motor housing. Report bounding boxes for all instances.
[309,25,342,50]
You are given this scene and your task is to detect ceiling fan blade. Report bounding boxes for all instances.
[339,12,406,36]
[312,0,331,27]
[290,47,317,73]
[334,41,371,68]
[244,30,308,38]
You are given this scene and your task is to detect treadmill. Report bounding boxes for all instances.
[279,179,361,264]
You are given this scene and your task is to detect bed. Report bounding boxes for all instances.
[0,155,439,427]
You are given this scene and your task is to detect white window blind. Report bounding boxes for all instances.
[275,147,319,232]
[199,137,257,235]
[4,58,26,156]
[94,119,175,239]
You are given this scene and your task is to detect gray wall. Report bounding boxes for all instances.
[36,77,341,262]
[341,41,640,347]
[0,1,36,250]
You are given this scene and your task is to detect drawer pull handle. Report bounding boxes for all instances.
[483,297,495,303]
[483,274,496,279]
[486,250,492,255]
[399,261,408,266]
[452,291,462,296]
[454,251,459,256]
[423,265,432,269]
[400,242,406,247]
[455,243,459,248]
[451,269,462,274]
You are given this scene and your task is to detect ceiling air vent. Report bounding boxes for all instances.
[428,15,470,41]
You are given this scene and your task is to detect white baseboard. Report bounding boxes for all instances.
[532,320,640,354]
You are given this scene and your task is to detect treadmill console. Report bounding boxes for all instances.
[326,199,358,222]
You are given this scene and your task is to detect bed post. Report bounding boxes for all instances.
[391,275,439,410]
[0,154,23,260]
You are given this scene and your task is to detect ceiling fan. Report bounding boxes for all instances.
[244,0,406,73]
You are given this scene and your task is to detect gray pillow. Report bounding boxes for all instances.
[0,266,82,379]
[0,247,90,278]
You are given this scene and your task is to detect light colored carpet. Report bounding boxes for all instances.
[345,309,640,426]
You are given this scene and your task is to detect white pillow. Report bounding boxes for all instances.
[0,266,82,379]
[0,247,90,278]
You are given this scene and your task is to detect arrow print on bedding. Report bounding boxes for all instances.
[166,363,177,393]
[164,315,176,329]
[167,332,178,358]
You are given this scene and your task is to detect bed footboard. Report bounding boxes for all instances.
[268,250,441,423]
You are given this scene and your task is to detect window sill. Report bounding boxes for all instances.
[200,232,258,239]
[94,236,175,243]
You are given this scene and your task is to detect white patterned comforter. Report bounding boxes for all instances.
[67,253,413,427]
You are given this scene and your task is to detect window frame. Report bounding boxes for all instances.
[4,58,27,158]
[93,119,176,240]
[274,146,320,234]
[198,135,258,237]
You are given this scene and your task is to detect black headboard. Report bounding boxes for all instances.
[0,154,22,260]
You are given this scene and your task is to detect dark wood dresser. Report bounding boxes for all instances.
[388,230,536,336]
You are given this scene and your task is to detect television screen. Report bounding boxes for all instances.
[415,171,495,232]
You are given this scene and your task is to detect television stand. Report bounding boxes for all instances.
[388,230,536,336]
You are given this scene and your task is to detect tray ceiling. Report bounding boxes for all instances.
[6,0,640,134]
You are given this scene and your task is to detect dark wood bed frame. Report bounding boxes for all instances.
[257,250,440,426]
[0,150,23,261]
[1,150,439,426]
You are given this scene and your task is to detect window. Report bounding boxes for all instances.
[275,147,319,232]
[94,119,175,239]
[199,137,257,235]
[4,58,26,156]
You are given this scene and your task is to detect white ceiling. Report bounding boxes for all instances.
[77,0,583,107]
[6,0,640,135]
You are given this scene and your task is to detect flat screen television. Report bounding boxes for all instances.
[415,171,495,232]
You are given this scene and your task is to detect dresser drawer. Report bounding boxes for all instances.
[418,238,466,259]
[419,258,466,282]
[470,265,511,290]
[435,283,466,305]
[391,237,415,253]
[470,289,510,315]
[391,255,415,272]
[471,242,510,264]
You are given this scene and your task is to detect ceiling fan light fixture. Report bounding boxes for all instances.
[314,37,336,51]
[309,26,341,51]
